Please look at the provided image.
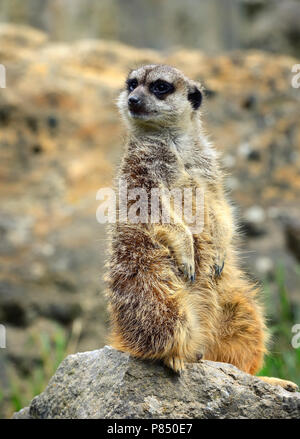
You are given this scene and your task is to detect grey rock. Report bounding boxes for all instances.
[12,407,31,419]
[13,346,300,419]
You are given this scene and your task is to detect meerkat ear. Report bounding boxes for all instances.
[188,85,202,110]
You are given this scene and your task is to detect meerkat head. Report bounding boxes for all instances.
[117,64,202,131]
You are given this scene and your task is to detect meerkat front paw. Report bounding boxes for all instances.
[179,258,196,283]
[214,252,225,278]
[214,260,224,277]
[164,356,185,374]
[173,244,195,282]
[168,241,195,282]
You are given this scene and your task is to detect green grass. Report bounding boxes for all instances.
[258,264,300,386]
[4,325,69,417]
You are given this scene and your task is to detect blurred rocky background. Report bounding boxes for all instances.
[1,0,300,58]
[0,0,300,418]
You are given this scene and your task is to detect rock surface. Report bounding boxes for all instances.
[13,346,300,419]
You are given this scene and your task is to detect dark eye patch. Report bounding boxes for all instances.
[188,87,202,110]
[149,80,175,99]
[127,78,138,92]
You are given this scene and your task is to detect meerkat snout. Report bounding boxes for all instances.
[128,95,143,110]
[128,95,143,112]
[128,95,142,106]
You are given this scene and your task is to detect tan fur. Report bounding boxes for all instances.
[105,64,298,392]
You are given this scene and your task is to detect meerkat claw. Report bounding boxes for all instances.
[180,262,195,283]
[164,356,185,374]
[196,353,203,362]
[214,261,224,277]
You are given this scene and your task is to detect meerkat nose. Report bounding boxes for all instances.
[128,95,142,108]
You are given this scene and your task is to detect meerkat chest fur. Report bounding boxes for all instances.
[121,134,182,190]
[120,128,220,197]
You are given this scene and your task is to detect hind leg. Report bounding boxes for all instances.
[205,283,267,374]
[206,279,298,392]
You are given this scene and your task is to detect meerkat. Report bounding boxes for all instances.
[105,64,298,392]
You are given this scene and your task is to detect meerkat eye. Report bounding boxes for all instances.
[127,78,138,92]
[150,80,174,97]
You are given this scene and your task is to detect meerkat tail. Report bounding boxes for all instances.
[257,376,299,392]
